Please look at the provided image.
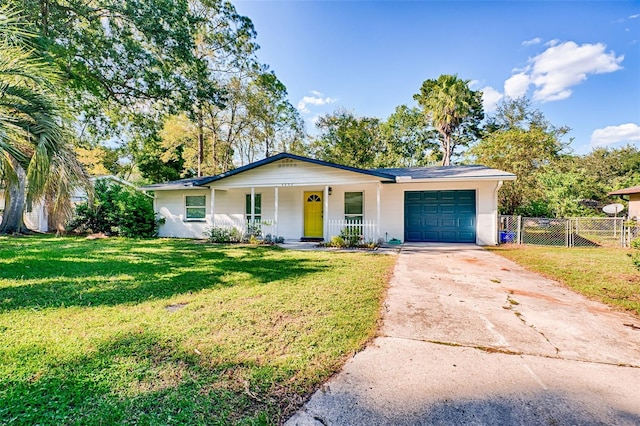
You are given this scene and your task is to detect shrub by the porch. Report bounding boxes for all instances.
[67,180,158,237]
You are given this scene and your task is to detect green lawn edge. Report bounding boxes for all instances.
[0,235,396,425]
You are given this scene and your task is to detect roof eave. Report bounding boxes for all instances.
[395,175,517,183]
[138,184,208,191]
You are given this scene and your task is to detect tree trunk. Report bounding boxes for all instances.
[198,117,204,177]
[0,159,30,234]
[441,134,451,166]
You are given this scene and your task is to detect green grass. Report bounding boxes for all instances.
[488,245,640,316]
[0,236,395,425]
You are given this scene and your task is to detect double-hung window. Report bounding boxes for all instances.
[245,193,262,224]
[185,195,206,220]
[344,192,363,224]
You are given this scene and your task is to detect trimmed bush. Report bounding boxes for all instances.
[68,180,158,238]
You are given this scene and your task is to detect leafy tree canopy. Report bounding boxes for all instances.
[414,74,484,166]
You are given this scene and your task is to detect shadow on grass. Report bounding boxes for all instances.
[0,237,327,311]
[0,330,280,425]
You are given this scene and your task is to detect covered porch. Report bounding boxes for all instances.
[207,183,383,242]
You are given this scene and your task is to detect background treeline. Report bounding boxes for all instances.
[1,1,637,235]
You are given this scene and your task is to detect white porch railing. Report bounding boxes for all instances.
[327,219,378,243]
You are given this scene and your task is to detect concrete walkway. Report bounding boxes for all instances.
[287,243,640,425]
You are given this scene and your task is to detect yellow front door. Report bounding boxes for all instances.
[304,191,323,237]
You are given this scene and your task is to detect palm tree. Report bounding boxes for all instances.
[414,74,484,166]
[0,5,88,234]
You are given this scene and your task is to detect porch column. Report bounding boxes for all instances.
[210,188,215,224]
[274,186,279,237]
[324,185,329,240]
[376,183,381,240]
[250,187,255,223]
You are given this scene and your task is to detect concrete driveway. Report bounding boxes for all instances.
[287,243,640,425]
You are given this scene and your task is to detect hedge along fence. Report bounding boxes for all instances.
[499,216,635,248]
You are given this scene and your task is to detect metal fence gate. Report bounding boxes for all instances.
[499,216,637,248]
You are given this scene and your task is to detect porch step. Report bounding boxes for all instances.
[300,237,324,242]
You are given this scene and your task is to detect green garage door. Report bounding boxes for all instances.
[404,190,476,243]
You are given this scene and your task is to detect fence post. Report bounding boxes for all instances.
[517,216,522,244]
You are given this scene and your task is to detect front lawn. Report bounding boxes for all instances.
[0,236,395,425]
[488,245,640,316]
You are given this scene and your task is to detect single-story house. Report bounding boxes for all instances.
[608,185,640,220]
[142,153,516,245]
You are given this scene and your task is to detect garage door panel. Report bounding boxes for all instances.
[422,192,438,202]
[440,231,458,241]
[440,218,457,227]
[423,217,438,226]
[404,190,476,243]
[440,205,456,214]
[458,218,475,228]
[423,205,438,214]
[405,192,422,202]
[458,231,476,241]
[422,231,440,240]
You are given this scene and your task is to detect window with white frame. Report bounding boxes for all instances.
[245,193,262,223]
[344,192,363,224]
[185,195,206,220]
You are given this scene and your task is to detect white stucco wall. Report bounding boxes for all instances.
[211,158,390,188]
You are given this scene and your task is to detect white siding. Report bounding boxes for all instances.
[156,189,211,238]
[212,159,386,188]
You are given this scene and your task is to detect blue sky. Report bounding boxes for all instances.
[233,1,640,155]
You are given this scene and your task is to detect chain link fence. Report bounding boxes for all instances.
[499,216,636,248]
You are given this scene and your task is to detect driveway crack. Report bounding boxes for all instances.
[380,335,640,368]
[504,295,560,355]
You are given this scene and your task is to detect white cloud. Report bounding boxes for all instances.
[504,72,531,98]
[629,14,639,19]
[504,41,623,103]
[529,41,623,102]
[481,86,503,112]
[522,37,542,46]
[297,92,337,114]
[591,123,640,146]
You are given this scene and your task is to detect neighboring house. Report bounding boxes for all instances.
[0,190,49,232]
[608,185,640,219]
[0,175,142,232]
[141,153,516,245]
